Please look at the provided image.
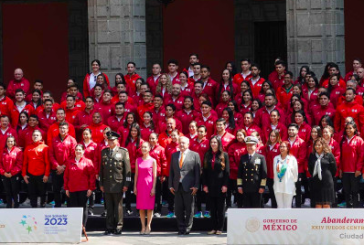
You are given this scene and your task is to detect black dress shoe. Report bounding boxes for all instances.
[104,230,114,236]
[184,231,190,235]
[114,229,122,235]
[178,231,184,235]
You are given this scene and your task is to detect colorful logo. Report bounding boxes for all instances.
[19,215,38,234]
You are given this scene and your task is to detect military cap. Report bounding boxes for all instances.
[106,131,120,140]
[244,136,259,145]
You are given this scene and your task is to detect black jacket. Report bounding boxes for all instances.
[237,153,267,193]
[202,151,230,197]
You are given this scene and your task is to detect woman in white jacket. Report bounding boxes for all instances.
[273,141,298,208]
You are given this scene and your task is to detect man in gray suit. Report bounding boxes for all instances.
[169,136,201,235]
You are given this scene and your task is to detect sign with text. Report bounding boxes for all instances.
[0,208,82,243]
[228,209,364,245]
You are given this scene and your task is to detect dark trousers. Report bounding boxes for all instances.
[175,184,194,233]
[195,183,210,212]
[52,171,65,207]
[227,178,242,208]
[163,177,175,212]
[28,174,46,208]
[308,177,316,207]
[1,174,20,208]
[267,178,277,208]
[154,177,163,213]
[295,173,304,208]
[342,173,361,208]
[69,190,88,226]
[243,192,262,208]
[105,192,124,230]
[125,173,134,212]
[208,194,226,231]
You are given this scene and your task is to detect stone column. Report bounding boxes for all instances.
[287,0,345,77]
[88,0,147,86]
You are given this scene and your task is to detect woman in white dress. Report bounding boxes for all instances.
[273,141,298,208]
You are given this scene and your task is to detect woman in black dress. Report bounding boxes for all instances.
[308,137,337,208]
[203,136,230,235]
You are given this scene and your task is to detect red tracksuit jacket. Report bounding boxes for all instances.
[140,124,154,142]
[0,127,18,154]
[201,78,218,99]
[254,106,286,129]
[298,123,312,143]
[262,123,288,144]
[264,143,280,179]
[149,144,167,177]
[49,134,77,170]
[86,123,108,145]
[175,110,200,135]
[289,137,307,173]
[195,114,218,139]
[22,141,50,177]
[83,73,110,98]
[37,110,57,134]
[311,105,336,126]
[249,77,265,99]
[125,138,144,173]
[164,95,184,112]
[0,147,23,176]
[334,101,364,135]
[94,141,109,175]
[190,138,209,168]
[340,135,364,173]
[64,157,96,192]
[233,73,252,87]
[107,115,126,132]
[18,126,46,149]
[164,141,179,177]
[147,75,161,95]
[228,141,247,179]
[0,96,14,118]
[157,117,183,134]
[6,78,30,100]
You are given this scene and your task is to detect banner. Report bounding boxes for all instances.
[0,208,82,243]
[228,209,364,245]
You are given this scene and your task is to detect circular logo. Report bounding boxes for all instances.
[246,217,260,233]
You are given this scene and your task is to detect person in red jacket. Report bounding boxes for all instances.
[0,136,23,208]
[215,90,231,118]
[195,101,218,139]
[334,88,364,136]
[227,129,247,208]
[94,127,111,179]
[64,144,95,226]
[63,95,81,124]
[37,99,57,134]
[157,104,183,134]
[140,111,155,142]
[337,79,364,106]
[49,122,77,207]
[276,71,294,112]
[137,90,154,121]
[124,62,141,95]
[164,84,184,112]
[200,66,218,101]
[87,112,108,144]
[233,58,252,86]
[118,91,137,115]
[47,108,76,146]
[249,64,265,99]
[339,121,364,208]
[0,115,18,154]
[107,102,126,132]
[6,68,30,101]
[216,69,238,103]
[254,94,286,129]
[74,97,98,141]
[147,63,162,95]
[83,59,110,98]
[213,118,235,152]
[262,109,288,144]
[323,126,340,177]
[241,112,260,136]
[149,133,167,216]
[0,83,14,118]
[175,96,200,135]
[264,129,281,208]
[10,89,34,128]
[60,78,84,103]
[164,129,181,217]
[327,74,346,108]
[124,123,144,215]
[60,84,85,111]
[321,64,346,88]
[345,58,362,81]
[96,90,114,124]
[311,92,336,126]
[167,59,180,84]
[269,60,286,91]
[294,110,312,143]
[188,63,202,84]
[287,123,307,208]
[22,130,50,208]
[179,71,194,98]
[18,115,46,149]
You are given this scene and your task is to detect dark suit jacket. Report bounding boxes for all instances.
[237,153,267,193]
[202,152,230,197]
[169,150,201,192]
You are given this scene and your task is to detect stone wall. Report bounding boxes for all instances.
[88,0,147,86]
[286,0,345,77]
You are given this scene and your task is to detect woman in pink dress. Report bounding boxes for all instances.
[134,141,157,235]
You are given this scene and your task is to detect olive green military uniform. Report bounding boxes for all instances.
[99,146,131,232]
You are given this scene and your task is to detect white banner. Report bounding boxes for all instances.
[0,208,82,243]
[228,209,364,245]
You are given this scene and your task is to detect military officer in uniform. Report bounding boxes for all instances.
[237,136,267,208]
[99,131,131,235]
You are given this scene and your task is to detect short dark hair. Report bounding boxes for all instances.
[165,103,176,111]
[201,65,210,72]
[201,101,212,107]
[285,71,294,78]
[0,83,6,90]
[288,123,299,130]
[29,115,39,121]
[15,89,25,95]
[59,121,69,128]
[127,61,136,67]
[34,80,43,85]
[167,59,179,66]
[66,95,76,101]
[240,58,251,64]
[275,60,286,67]
[251,63,260,70]
[216,118,226,125]
[189,53,199,59]
[91,59,101,66]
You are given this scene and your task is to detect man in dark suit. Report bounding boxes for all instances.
[169,136,201,235]
[99,131,131,235]
[237,136,267,208]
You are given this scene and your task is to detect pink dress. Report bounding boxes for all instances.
[136,157,155,210]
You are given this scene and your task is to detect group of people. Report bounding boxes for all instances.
[0,54,364,236]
